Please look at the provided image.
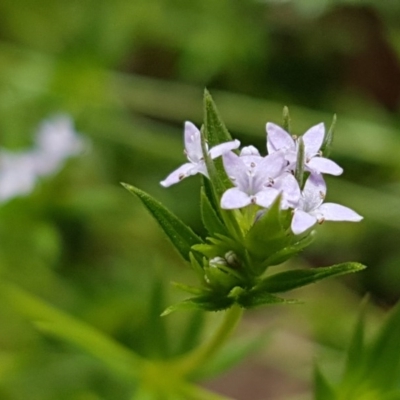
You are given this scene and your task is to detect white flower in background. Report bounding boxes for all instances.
[34,115,86,176]
[0,151,39,201]
[0,114,86,203]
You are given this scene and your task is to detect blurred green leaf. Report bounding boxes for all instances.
[194,332,269,380]
[177,311,205,356]
[0,281,142,380]
[314,364,336,400]
[365,301,400,389]
[122,183,203,262]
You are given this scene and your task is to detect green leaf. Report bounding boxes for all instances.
[245,196,289,265]
[204,89,233,146]
[177,310,205,355]
[162,294,234,316]
[122,183,203,261]
[282,106,291,133]
[295,136,305,187]
[261,231,315,267]
[258,262,366,294]
[365,301,400,389]
[314,363,336,400]
[144,277,169,358]
[321,114,337,157]
[194,332,270,380]
[237,289,294,308]
[200,187,228,237]
[0,281,142,379]
[343,299,368,382]
[171,281,205,295]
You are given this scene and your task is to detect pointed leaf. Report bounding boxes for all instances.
[171,281,205,295]
[258,263,366,294]
[245,196,289,263]
[200,187,228,236]
[295,136,305,188]
[204,89,233,146]
[343,298,368,382]
[0,282,142,379]
[314,363,336,400]
[282,106,291,133]
[177,310,205,355]
[143,277,170,358]
[194,332,270,379]
[237,289,295,309]
[122,183,203,261]
[162,294,234,316]
[366,301,400,388]
[261,231,315,267]
[321,114,336,157]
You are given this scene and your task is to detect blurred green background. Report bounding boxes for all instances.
[1,1,400,399]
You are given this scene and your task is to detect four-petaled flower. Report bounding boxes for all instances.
[266,122,343,176]
[291,173,363,235]
[160,121,240,187]
[220,151,286,209]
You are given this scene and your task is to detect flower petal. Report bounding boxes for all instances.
[222,151,249,191]
[255,188,280,208]
[221,187,252,209]
[274,173,301,209]
[240,145,260,157]
[317,203,363,222]
[307,157,343,176]
[266,123,294,154]
[302,173,326,210]
[209,139,240,159]
[160,163,196,187]
[255,152,285,179]
[184,121,203,163]
[291,209,317,235]
[302,123,324,155]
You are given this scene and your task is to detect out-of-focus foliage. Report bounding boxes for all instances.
[1,0,400,399]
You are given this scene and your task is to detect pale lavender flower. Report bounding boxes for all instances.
[220,151,287,209]
[34,115,86,176]
[266,122,343,176]
[291,173,363,235]
[160,121,240,187]
[0,151,38,201]
[0,114,86,203]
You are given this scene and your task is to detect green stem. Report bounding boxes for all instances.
[173,304,243,377]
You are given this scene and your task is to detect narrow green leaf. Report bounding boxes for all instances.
[314,363,336,400]
[258,262,366,294]
[237,289,294,309]
[177,310,205,355]
[122,183,203,261]
[194,332,269,380]
[366,301,400,388]
[343,298,368,381]
[295,136,305,187]
[204,89,233,146]
[162,294,234,316]
[245,196,288,263]
[0,282,142,379]
[200,187,228,237]
[261,231,315,267]
[321,114,337,157]
[282,106,291,133]
[171,281,205,295]
[144,278,169,358]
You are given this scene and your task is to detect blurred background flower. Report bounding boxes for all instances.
[1,1,400,399]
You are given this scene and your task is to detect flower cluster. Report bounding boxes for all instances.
[161,120,362,235]
[125,95,365,313]
[0,115,86,202]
